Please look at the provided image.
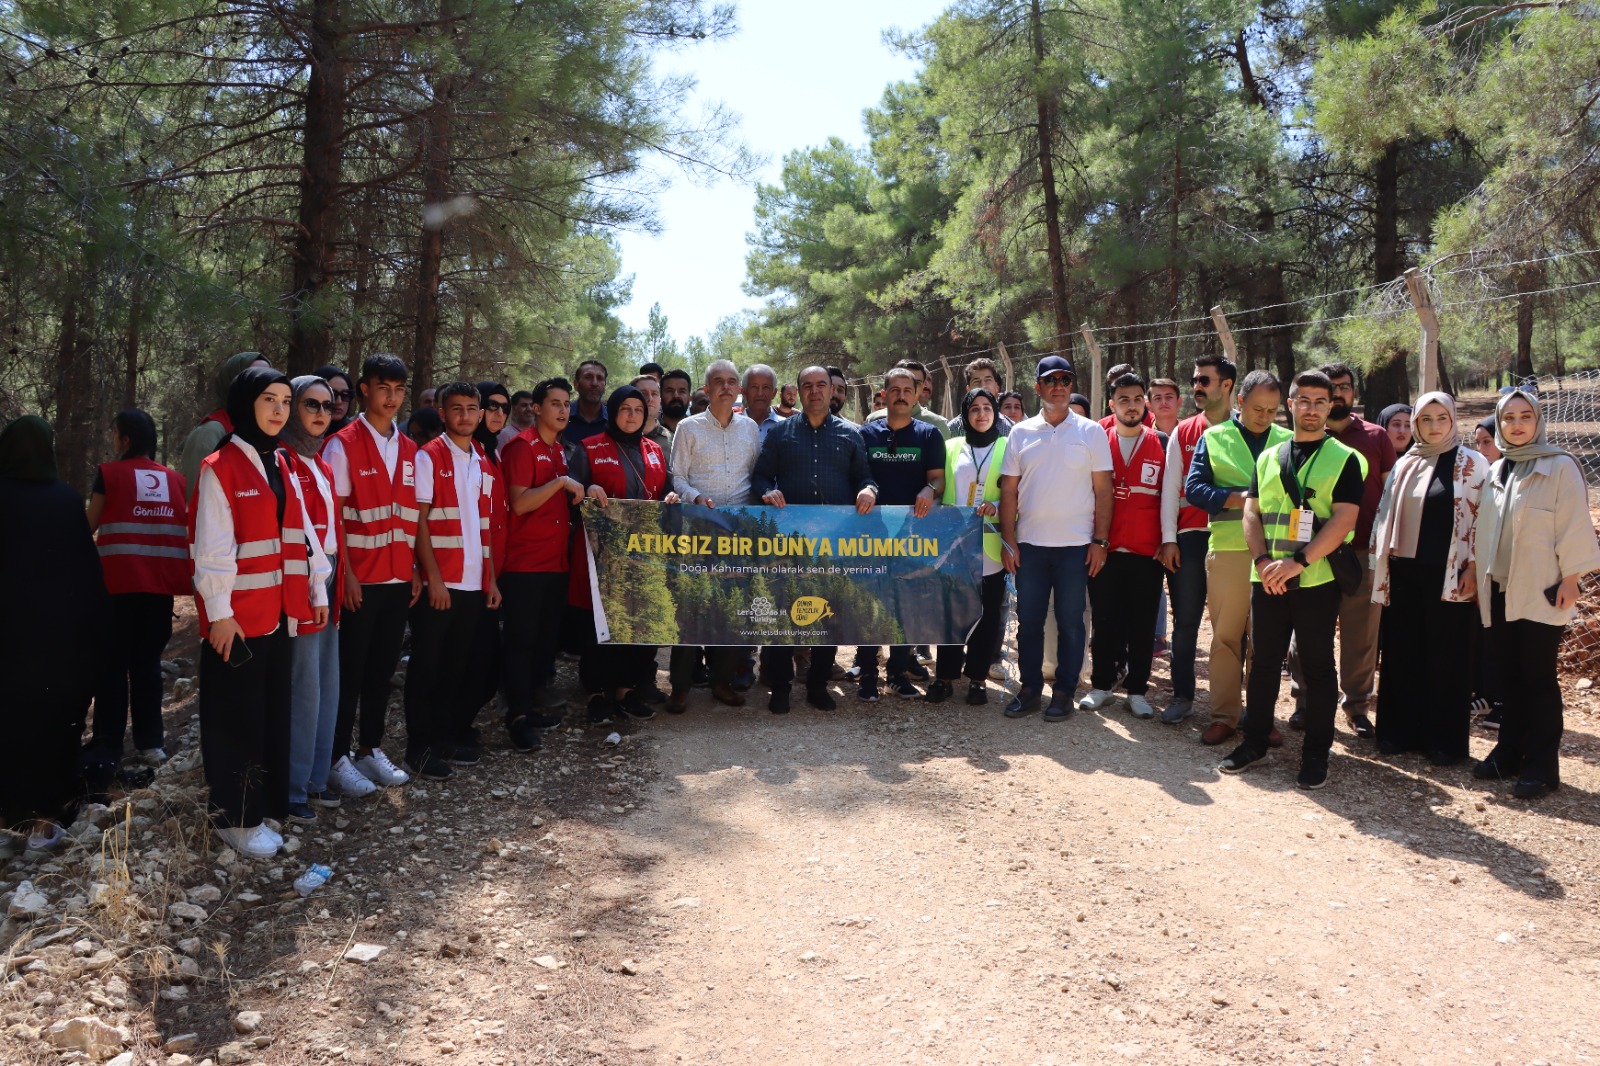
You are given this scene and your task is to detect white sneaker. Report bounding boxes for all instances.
[216,825,278,859]
[246,824,283,856]
[1127,694,1155,719]
[988,663,1006,682]
[329,756,379,797]
[1076,688,1115,712]
[355,747,410,787]
[138,747,168,764]
[259,822,284,848]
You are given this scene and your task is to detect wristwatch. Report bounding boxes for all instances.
[1091,538,1109,548]
[1293,550,1310,568]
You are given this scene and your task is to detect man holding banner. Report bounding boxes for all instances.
[751,366,878,714]
[668,359,761,712]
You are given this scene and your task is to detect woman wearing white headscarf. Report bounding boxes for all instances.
[1470,388,1600,798]
[1369,392,1487,764]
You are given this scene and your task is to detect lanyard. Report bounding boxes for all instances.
[967,442,995,499]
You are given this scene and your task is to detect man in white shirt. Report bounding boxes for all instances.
[669,359,762,711]
[999,356,1114,721]
[405,382,503,782]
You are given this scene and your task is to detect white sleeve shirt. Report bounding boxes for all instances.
[1160,431,1184,545]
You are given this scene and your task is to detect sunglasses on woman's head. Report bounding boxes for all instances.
[301,399,337,414]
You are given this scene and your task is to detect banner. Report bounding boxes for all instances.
[583,501,985,646]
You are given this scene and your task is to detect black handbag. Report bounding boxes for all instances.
[1274,441,1363,597]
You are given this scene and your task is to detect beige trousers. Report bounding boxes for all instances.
[1204,549,1254,726]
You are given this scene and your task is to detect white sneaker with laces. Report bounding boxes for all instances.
[1076,688,1115,712]
[1126,694,1155,719]
[259,821,284,848]
[329,756,378,797]
[355,747,410,787]
[217,824,278,859]
[246,824,283,856]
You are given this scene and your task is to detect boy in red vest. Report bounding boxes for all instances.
[499,377,585,751]
[321,353,421,795]
[404,382,502,780]
[1078,372,1171,720]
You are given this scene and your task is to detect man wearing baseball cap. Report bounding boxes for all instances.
[998,356,1115,720]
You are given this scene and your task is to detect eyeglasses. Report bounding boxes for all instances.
[301,399,337,414]
[329,389,352,402]
[482,400,509,412]
[1192,375,1213,386]
[1038,374,1073,387]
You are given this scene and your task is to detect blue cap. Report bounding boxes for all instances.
[1035,355,1075,380]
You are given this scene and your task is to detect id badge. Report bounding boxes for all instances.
[967,481,977,506]
[1292,508,1314,541]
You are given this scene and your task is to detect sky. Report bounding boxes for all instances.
[611,0,950,345]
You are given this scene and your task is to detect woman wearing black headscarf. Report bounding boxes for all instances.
[0,416,109,850]
[1377,403,1413,458]
[569,385,679,724]
[928,390,1010,705]
[84,409,191,775]
[313,364,356,435]
[191,368,331,857]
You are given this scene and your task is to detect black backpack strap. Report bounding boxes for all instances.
[1275,440,1302,508]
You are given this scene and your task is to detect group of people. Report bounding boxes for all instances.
[2,344,1594,859]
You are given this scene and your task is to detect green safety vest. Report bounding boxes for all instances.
[943,435,1008,565]
[1251,437,1368,588]
[1202,419,1292,552]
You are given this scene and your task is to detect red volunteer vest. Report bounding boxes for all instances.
[568,433,667,609]
[191,445,315,639]
[334,419,419,583]
[284,448,342,632]
[1107,426,1166,557]
[1174,413,1212,534]
[200,410,233,433]
[96,458,192,596]
[421,436,495,585]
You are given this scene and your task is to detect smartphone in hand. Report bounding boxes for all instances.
[228,637,254,668]
[1544,581,1563,607]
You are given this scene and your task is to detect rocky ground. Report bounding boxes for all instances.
[2,600,1598,1065]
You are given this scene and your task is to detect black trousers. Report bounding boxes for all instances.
[333,582,411,760]
[199,621,291,828]
[761,646,836,690]
[581,643,658,695]
[463,601,502,724]
[936,572,1008,682]
[500,571,568,721]
[1243,580,1341,760]
[91,592,174,759]
[671,645,742,690]
[403,588,485,764]
[1375,557,1474,758]
[1088,552,1165,696]
[1488,585,1567,785]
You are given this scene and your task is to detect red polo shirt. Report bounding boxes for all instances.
[499,430,572,573]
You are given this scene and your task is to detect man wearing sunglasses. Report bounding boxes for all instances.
[998,356,1114,721]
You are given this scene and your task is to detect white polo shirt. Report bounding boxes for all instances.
[999,410,1113,547]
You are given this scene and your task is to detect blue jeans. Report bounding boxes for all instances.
[1017,543,1090,693]
[1167,530,1209,700]
[289,617,340,804]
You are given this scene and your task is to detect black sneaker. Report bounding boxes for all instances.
[1346,712,1375,739]
[1512,778,1558,800]
[639,683,668,704]
[1218,743,1268,774]
[904,661,931,682]
[857,682,880,703]
[1043,687,1074,723]
[619,691,657,720]
[1481,707,1503,730]
[890,675,920,699]
[508,716,543,752]
[1004,687,1041,718]
[586,695,615,726]
[307,790,341,810]
[450,732,483,765]
[1288,709,1306,731]
[406,754,453,782]
[966,681,987,705]
[692,664,712,688]
[769,687,791,715]
[286,803,318,825]
[923,679,952,704]
[1297,757,1329,790]
[806,686,837,711]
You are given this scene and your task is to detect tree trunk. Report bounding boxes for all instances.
[1515,292,1535,379]
[1363,142,1410,414]
[123,275,143,408]
[412,4,458,392]
[1031,0,1072,371]
[346,204,372,375]
[53,289,93,494]
[286,0,347,377]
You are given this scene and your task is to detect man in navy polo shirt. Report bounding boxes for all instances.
[855,368,946,700]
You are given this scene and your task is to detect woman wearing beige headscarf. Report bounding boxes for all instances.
[1470,388,1600,798]
[1369,392,1487,764]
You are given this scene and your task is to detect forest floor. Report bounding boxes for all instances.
[3,599,1599,1066]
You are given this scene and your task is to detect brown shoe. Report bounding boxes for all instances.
[667,687,689,715]
[711,683,746,708]
[1201,722,1237,746]
[1267,726,1284,749]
